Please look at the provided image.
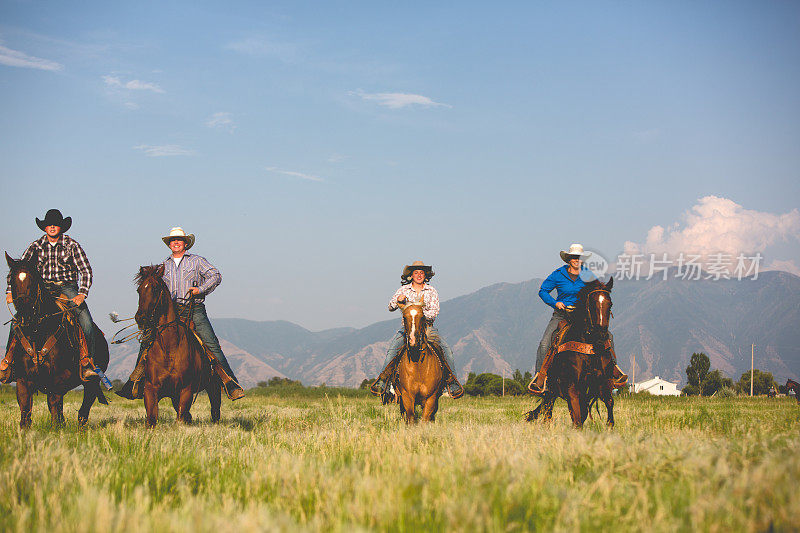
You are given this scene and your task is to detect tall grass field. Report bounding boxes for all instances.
[0,386,797,532]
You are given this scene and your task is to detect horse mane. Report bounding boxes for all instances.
[135,264,165,287]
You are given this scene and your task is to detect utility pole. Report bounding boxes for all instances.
[632,353,636,394]
[502,368,505,397]
[750,343,755,397]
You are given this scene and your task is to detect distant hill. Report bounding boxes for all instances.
[107,271,800,388]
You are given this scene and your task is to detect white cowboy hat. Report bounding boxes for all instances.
[560,243,591,263]
[162,227,195,250]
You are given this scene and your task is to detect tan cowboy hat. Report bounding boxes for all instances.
[560,243,591,263]
[162,227,195,250]
[401,260,435,282]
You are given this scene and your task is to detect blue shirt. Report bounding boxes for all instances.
[162,253,221,303]
[538,265,593,309]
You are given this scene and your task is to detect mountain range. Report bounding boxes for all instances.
[106,270,800,389]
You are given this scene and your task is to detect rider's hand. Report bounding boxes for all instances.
[5,293,12,305]
[188,287,201,296]
[397,295,407,304]
[555,302,566,310]
[72,294,86,306]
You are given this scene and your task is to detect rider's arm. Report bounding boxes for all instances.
[71,240,93,296]
[196,256,222,296]
[388,287,405,312]
[423,287,439,322]
[538,271,559,309]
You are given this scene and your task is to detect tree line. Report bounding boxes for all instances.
[682,352,779,396]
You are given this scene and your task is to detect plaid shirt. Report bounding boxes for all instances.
[388,284,440,324]
[6,234,93,296]
[162,253,221,304]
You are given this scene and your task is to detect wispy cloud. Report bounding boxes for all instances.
[349,90,451,109]
[0,43,63,71]
[224,38,299,63]
[133,144,196,157]
[265,166,324,182]
[205,112,235,133]
[327,154,346,163]
[103,75,164,93]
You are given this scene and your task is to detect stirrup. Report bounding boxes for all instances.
[528,373,547,396]
[369,379,385,397]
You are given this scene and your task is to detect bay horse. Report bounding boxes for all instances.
[786,379,800,404]
[5,252,109,428]
[134,264,221,427]
[393,297,444,423]
[526,278,616,428]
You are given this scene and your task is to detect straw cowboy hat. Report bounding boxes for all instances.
[36,209,72,233]
[559,243,591,263]
[401,260,435,282]
[162,227,195,250]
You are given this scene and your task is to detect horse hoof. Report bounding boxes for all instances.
[524,410,537,422]
[78,416,88,427]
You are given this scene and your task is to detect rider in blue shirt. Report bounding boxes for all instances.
[529,244,627,394]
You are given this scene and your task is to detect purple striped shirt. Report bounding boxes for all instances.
[162,253,221,303]
[7,234,93,296]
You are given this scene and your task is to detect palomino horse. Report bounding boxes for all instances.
[526,278,616,428]
[394,297,444,423]
[786,379,800,404]
[134,264,221,427]
[5,253,109,428]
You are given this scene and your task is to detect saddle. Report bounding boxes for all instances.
[548,320,612,358]
[376,336,462,400]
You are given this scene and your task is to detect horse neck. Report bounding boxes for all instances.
[157,287,179,326]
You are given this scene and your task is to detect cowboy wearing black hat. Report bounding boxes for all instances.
[2,209,100,382]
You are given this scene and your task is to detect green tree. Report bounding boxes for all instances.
[701,370,727,396]
[359,378,371,390]
[686,352,710,390]
[736,369,776,395]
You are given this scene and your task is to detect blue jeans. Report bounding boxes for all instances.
[383,326,457,374]
[50,282,96,360]
[136,302,237,380]
[535,309,617,371]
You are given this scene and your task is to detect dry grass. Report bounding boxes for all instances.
[0,388,797,532]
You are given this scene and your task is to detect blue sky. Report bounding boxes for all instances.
[1,1,799,331]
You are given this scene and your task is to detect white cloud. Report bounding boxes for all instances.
[133,144,196,157]
[765,259,800,276]
[265,166,323,182]
[327,154,346,163]
[205,112,235,133]
[622,196,800,274]
[0,44,63,71]
[349,90,451,109]
[103,75,164,93]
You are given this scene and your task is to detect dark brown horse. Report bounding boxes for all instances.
[526,278,616,428]
[5,253,109,428]
[134,264,221,427]
[393,297,444,423]
[786,379,800,404]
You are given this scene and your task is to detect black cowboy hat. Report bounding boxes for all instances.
[36,209,72,233]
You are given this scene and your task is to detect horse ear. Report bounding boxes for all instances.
[5,252,15,268]
[156,263,165,277]
[606,276,614,291]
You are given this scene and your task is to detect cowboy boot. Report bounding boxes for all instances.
[529,345,557,396]
[370,357,399,396]
[0,337,18,384]
[116,355,147,399]
[608,343,628,388]
[76,327,99,382]
[214,362,245,401]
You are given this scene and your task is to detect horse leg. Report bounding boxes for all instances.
[421,394,440,422]
[208,376,222,423]
[46,393,65,427]
[602,382,615,428]
[565,386,584,428]
[16,380,33,429]
[78,383,98,426]
[399,391,417,424]
[144,382,159,428]
[177,387,193,424]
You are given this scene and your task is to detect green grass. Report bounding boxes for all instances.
[0,387,797,532]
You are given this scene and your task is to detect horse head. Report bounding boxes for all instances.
[578,277,613,341]
[399,295,426,355]
[6,251,43,321]
[134,264,167,328]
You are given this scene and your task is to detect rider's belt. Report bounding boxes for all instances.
[557,339,612,355]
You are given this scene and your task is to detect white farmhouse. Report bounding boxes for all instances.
[634,376,681,396]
